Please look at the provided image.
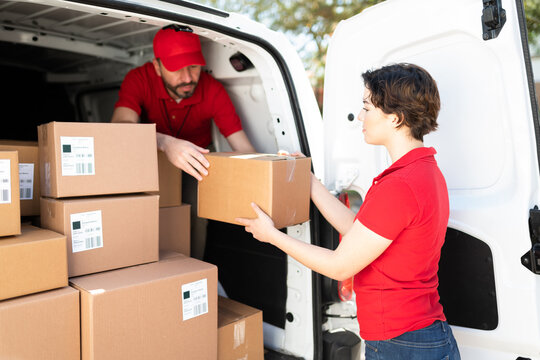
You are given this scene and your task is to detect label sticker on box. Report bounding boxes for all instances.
[0,159,11,204]
[182,279,208,321]
[19,163,34,200]
[70,210,103,253]
[60,136,95,176]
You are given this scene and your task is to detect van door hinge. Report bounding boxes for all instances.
[521,206,540,274]
[482,0,506,40]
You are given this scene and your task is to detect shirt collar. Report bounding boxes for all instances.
[373,147,437,182]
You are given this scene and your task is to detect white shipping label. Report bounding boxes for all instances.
[182,279,208,321]
[70,210,103,253]
[60,136,95,176]
[19,163,34,200]
[0,159,11,204]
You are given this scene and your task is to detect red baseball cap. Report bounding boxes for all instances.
[153,27,206,72]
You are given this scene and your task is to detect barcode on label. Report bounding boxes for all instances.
[1,189,8,201]
[85,236,102,250]
[75,163,93,174]
[20,187,32,199]
[193,303,207,317]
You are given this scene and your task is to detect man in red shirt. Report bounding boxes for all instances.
[111,25,255,180]
[112,25,255,259]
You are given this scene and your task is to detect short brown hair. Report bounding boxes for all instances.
[362,63,440,141]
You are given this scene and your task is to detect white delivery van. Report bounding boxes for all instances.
[1,0,539,359]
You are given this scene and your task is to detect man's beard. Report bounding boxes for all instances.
[163,78,197,99]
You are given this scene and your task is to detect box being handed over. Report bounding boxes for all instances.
[198,152,311,229]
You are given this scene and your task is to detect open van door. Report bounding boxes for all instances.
[321,0,540,358]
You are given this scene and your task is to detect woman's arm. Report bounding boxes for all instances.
[310,173,356,235]
[236,203,392,281]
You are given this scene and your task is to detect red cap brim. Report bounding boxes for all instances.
[160,51,206,72]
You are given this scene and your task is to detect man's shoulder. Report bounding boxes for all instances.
[125,62,156,79]
[199,70,224,90]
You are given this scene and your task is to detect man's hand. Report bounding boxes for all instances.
[236,203,279,244]
[159,134,210,180]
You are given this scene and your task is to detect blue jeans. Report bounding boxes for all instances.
[364,321,461,360]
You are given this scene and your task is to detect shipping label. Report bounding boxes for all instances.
[19,163,34,200]
[60,136,95,176]
[70,210,103,253]
[182,279,208,321]
[0,159,11,204]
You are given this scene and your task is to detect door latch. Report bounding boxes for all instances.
[482,0,506,40]
[521,206,540,274]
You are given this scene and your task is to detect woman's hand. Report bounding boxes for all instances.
[236,203,278,244]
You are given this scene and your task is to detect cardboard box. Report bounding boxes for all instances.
[0,150,20,236]
[38,121,159,198]
[159,203,190,256]
[70,255,218,360]
[198,152,311,229]
[159,249,184,261]
[0,140,40,216]
[40,194,159,277]
[0,286,80,360]
[0,225,68,300]
[218,296,264,360]
[155,150,182,207]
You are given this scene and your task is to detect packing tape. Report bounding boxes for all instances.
[284,207,297,226]
[284,156,296,183]
[233,320,246,349]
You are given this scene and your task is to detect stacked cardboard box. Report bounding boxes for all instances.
[0,140,40,217]
[70,254,218,359]
[218,296,264,360]
[0,225,68,300]
[0,150,21,237]
[0,286,80,359]
[0,223,73,358]
[38,121,160,277]
[155,150,191,256]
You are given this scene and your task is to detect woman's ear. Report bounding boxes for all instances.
[389,113,402,128]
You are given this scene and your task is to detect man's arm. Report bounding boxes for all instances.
[111,106,140,123]
[226,130,256,152]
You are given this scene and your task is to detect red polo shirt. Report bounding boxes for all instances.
[115,62,243,147]
[354,147,449,341]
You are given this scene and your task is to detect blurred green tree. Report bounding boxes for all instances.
[199,0,540,107]
[199,0,384,108]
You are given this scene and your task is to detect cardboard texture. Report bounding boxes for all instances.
[0,225,68,300]
[159,203,190,256]
[40,194,159,277]
[154,150,182,207]
[0,286,80,360]
[37,121,159,198]
[70,255,218,360]
[0,140,40,216]
[0,150,21,236]
[159,249,184,261]
[218,296,264,360]
[198,152,311,229]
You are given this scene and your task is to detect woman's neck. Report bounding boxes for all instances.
[386,132,424,163]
